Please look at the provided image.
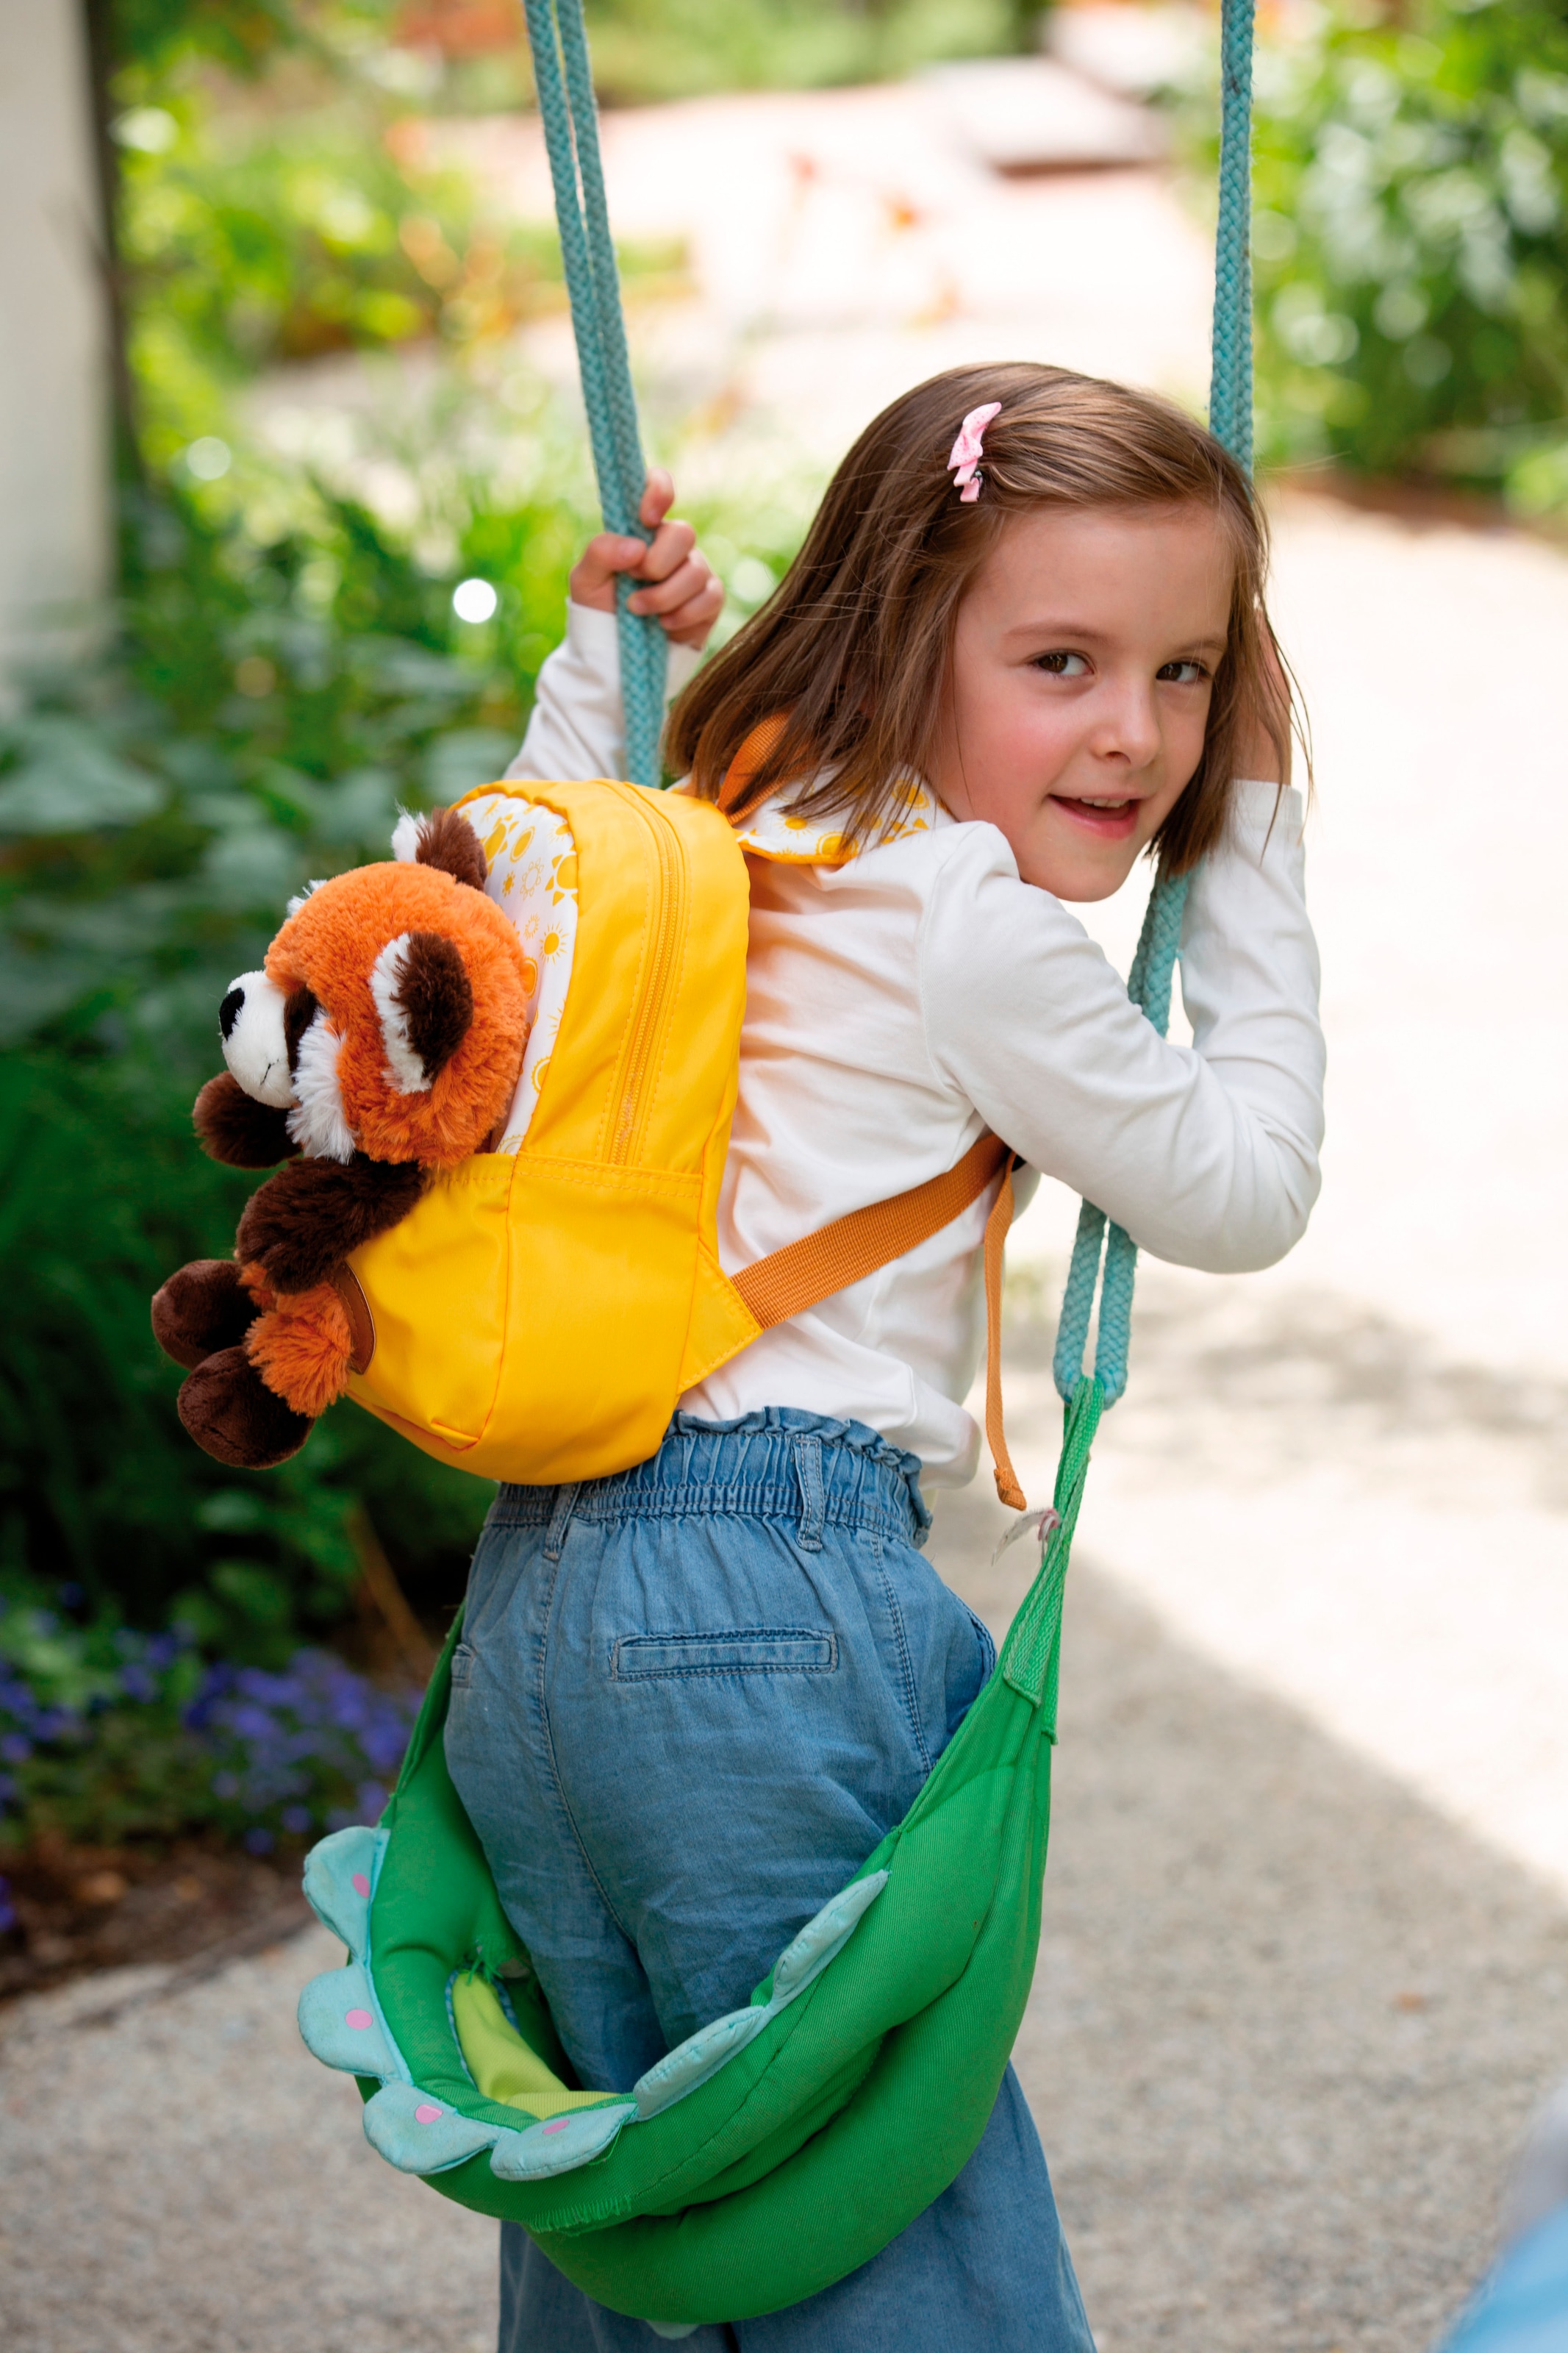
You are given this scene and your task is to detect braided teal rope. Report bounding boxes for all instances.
[520,0,665,788]
[1050,874,1192,1406]
[1052,0,1253,1411]
[1209,0,1256,470]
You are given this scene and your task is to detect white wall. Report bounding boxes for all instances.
[0,0,110,689]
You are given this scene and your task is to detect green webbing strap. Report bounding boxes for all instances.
[998,1374,1102,1718]
[520,0,666,788]
[1051,0,1254,1419]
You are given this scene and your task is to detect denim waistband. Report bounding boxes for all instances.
[491,1408,931,1549]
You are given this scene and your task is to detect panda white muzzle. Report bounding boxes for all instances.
[219,971,296,1108]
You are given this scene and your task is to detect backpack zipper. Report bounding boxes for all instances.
[608,785,687,1163]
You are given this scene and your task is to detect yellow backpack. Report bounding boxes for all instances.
[341,776,1023,1501]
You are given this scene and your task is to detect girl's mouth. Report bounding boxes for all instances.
[1049,793,1142,841]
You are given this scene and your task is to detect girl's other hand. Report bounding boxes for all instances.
[568,469,724,649]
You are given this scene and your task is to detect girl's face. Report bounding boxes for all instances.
[929,500,1235,901]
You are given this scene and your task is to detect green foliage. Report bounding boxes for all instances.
[1,0,814,1686]
[1242,0,1568,504]
[579,0,1028,104]
[0,468,601,1649]
[111,86,684,473]
[0,1593,212,1850]
[101,0,397,87]
[119,98,559,429]
[0,1579,419,1857]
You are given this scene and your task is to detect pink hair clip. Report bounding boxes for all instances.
[948,401,1002,503]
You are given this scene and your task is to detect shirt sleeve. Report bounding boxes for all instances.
[505,600,704,783]
[918,780,1325,1273]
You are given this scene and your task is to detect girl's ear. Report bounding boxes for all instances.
[370,931,474,1091]
[390,805,488,892]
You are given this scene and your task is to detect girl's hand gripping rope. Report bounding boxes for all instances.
[570,468,724,649]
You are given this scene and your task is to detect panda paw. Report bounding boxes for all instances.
[176,1345,314,1468]
[193,1073,298,1168]
[151,1259,257,1371]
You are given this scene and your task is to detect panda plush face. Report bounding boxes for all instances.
[218,971,308,1112]
[211,807,529,1171]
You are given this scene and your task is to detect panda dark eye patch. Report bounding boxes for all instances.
[219,987,245,1041]
[283,987,321,1074]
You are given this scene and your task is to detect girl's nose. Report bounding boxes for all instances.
[1086,685,1161,771]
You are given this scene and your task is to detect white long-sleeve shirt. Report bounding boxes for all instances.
[509,602,1325,1485]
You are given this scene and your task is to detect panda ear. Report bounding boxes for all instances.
[370,932,473,1091]
[390,805,487,892]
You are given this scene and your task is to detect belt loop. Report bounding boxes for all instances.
[543,1481,581,1563]
[792,1432,825,1553]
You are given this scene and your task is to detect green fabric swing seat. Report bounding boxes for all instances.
[296,0,1261,2324]
[298,1385,1098,2332]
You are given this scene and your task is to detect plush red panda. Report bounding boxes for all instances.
[151,805,527,1469]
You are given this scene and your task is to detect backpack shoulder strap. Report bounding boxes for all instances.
[730,1133,1026,1510]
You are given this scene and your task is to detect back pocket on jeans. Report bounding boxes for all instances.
[612,1628,837,1680]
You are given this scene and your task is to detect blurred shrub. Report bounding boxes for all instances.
[1,0,809,1682]
[1242,0,1568,506]
[0,1580,419,1859]
[579,0,1028,103]
[113,91,682,469]
[0,471,586,1651]
[119,96,551,419]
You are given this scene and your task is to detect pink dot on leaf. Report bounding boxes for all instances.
[542,2120,568,2134]
[351,1872,370,1898]
[345,2008,373,2030]
[415,2103,443,2124]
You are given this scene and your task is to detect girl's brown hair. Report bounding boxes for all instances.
[667,361,1291,874]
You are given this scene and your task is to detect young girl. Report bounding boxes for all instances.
[444,361,1325,2352]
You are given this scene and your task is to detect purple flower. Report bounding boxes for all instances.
[118,1665,157,1704]
[243,1825,275,1854]
[0,1734,32,1766]
[0,1876,15,1935]
[280,1804,312,1835]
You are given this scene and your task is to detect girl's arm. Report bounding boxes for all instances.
[921,779,1325,1274]
[506,472,720,784]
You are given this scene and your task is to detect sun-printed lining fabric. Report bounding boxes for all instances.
[462,775,941,1149]
[727,772,944,865]
[463,790,579,1153]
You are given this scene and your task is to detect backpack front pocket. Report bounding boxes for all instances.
[346,1154,516,1450]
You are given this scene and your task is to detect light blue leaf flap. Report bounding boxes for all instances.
[363,2082,502,2176]
[771,1870,887,2005]
[301,1824,387,1957]
[490,2101,637,2182]
[634,2006,769,2121]
[298,1961,403,2082]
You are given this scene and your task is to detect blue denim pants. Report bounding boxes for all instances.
[445,1409,1095,2352]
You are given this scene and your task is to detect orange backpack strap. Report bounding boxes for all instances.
[731,1132,1026,1511]
[717,714,790,818]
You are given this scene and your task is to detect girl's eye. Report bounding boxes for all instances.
[1157,659,1209,685]
[1033,651,1089,677]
